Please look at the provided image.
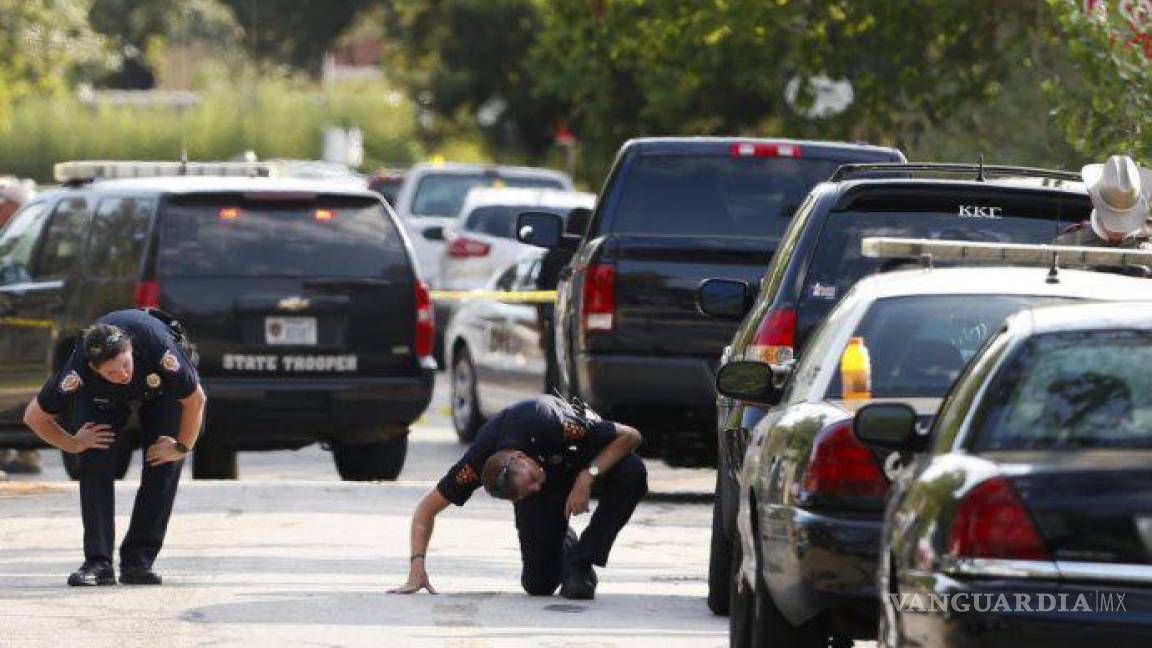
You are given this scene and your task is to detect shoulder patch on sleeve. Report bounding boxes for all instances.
[563,418,588,440]
[454,464,478,486]
[60,371,83,394]
[160,350,181,373]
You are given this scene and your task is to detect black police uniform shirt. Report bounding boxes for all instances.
[36,309,200,416]
[436,395,616,506]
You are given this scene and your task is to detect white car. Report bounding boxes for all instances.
[438,186,596,292]
[392,162,573,288]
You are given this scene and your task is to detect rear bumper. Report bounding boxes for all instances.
[892,576,1152,647]
[762,506,883,638]
[201,367,435,449]
[575,352,718,415]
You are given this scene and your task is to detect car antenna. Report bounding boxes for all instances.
[1047,188,1063,284]
[976,154,986,182]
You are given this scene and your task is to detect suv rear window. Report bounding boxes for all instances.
[411,173,565,217]
[610,155,842,238]
[158,196,404,278]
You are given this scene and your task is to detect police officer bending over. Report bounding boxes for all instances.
[391,395,646,599]
[22,309,205,586]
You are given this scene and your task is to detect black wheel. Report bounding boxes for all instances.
[333,434,407,481]
[192,444,238,480]
[750,531,828,648]
[450,347,484,443]
[60,442,133,481]
[708,461,734,615]
[728,532,753,648]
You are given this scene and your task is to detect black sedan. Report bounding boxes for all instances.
[858,302,1152,648]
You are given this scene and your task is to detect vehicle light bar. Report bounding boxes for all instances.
[861,237,1152,267]
[54,160,276,183]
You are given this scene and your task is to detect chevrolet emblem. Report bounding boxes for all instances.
[277,297,311,312]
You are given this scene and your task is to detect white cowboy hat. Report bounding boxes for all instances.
[1082,155,1148,238]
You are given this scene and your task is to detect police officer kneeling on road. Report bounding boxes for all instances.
[390,395,646,599]
[22,309,205,586]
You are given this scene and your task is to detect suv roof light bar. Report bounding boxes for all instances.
[862,237,1152,267]
[54,160,276,184]
[831,163,1081,185]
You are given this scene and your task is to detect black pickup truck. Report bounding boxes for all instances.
[518,137,903,465]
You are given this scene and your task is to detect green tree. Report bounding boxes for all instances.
[218,0,377,73]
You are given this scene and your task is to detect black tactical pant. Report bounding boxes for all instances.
[514,453,648,596]
[75,395,184,569]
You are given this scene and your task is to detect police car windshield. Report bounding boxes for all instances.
[825,295,1080,400]
[157,196,404,278]
[609,155,842,239]
[411,173,565,217]
[970,330,1152,451]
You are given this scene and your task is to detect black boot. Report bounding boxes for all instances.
[559,529,597,600]
[68,561,115,587]
[119,567,163,585]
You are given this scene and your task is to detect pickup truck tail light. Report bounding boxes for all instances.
[747,307,795,364]
[583,263,615,333]
[799,420,888,499]
[135,279,160,308]
[447,236,491,258]
[729,142,802,158]
[414,281,435,358]
[948,477,1050,560]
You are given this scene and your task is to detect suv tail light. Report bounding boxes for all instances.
[447,236,491,258]
[414,281,435,358]
[948,477,1050,560]
[747,308,795,364]
[135,279,160,308]
[799,420,888,499]
[729,142,802,158]
[583,263,615,333]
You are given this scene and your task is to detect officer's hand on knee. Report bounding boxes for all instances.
[72,423,115,453]
[146,436,184,466]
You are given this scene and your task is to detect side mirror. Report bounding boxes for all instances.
[716,361,785,404]
[853,403,928,452]
[697,279,752,320]
[516,212,562,248]
[422,225,445,241]
[565,207,593,237]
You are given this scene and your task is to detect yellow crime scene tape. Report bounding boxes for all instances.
[430,290,558,304]
[0,316,56,330]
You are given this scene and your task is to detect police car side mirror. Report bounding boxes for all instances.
[517,212,562,249]
[716,361,784,404]
[422,225,446,241]
[697,278,753,320]
[853,403,928,452]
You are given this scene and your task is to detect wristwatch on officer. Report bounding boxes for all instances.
[586,464,601,479]
[174,441,192,454]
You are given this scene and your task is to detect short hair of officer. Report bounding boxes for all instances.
[482,450,545,501]
[81,324,133,384]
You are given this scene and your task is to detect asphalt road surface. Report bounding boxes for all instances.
[1,375,732,647]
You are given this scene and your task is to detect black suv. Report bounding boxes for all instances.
[0,167,435,480]
[518,137,903,466]
[697,163,1090,615]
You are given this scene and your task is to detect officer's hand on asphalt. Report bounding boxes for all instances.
[388,561,438,595]
[72,422,115,453]
[146,436,184,466]
[565,473,593,517]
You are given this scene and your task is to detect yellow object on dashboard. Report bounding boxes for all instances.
[840,336,872,401]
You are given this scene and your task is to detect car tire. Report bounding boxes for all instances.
[333,434,407,481]
[728,531,753,648]
[60,439,134,481]
[708,464,733,615]
[192,444,238,480]
[450,347,484,443]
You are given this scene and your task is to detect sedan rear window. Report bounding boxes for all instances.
[411,173,565,217]
[971,331,1152,450]
[610,155,842,239]
[157,196,404,278]
[463,204,566,239]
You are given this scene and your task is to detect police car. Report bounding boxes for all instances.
[0,161,435,481]
[718,239,1152,648]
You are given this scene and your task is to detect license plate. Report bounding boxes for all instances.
[265,317,317,346]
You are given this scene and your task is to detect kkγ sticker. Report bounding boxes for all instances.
[160,351,181,373]
[60,371,83,393]
[146,373,162,389]
[811,283,837,299]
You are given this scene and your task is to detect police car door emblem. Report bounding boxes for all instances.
[160,351,181,372]
[146,373,161,389]
[60,371,83,393]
